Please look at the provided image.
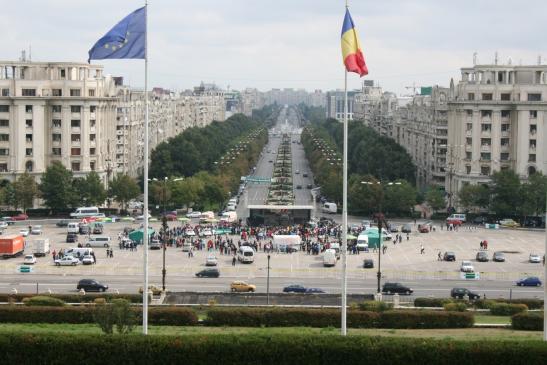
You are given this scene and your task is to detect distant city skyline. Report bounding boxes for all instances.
[1,0,545,94]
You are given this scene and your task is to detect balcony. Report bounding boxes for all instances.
[500,144,510,152]
[501,130,510,137]
[71,127,81,133]
[71,140,81,147]
[480,145,491,152]
[465,145,472,152]
[481,129,492,136]
[465,130,472,137]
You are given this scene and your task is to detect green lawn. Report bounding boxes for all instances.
[474,315,511,325]
[0,323,541,341]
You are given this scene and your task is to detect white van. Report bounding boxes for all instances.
[356,234,369,251]
[65,247,93,259]
[84,235,111,248]
[448,214,467,222]
[70,207,100,218]
[329,242,341,259]
[323,249,337,267]
[322,202,337,214]
[67,222,79,234]
[237,246,255,264]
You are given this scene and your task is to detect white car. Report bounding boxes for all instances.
[200,229,213,237]
[185,228,196,237]
[186,211,202,218]
[0,221,8,230]
[460,260,475,272]
[205,254,218,266]
[19,229,29,237]
[529,253,541,263]
[54,256,80,266]
[31,225,43,235]
[82,255,95,265]
[23,254,36,265]
[135,213,152,221]
[356,242,368,251]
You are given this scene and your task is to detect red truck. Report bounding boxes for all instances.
[0,235,25,258]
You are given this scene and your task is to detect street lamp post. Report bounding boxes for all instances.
[267,254,271,305]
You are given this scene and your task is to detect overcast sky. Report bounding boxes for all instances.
[1,0,545,95]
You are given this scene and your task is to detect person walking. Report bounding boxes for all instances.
[420,245,425,255]
[382,245,387,254]
[437,251,442,261]
[232,256,236,266]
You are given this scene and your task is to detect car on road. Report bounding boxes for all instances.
[10,213,28,221]
[268,160,273,163]
[363,259,374,268]
[443,252,456,261]
[418,225,429,233]
[516,276,542,287]
[473,216,488,224]
[388,224,399,233]
[382,282,413,295]
[82,255,95,265]
[56,220,70,227]
[499,218,518,228]
[460,260,474,272]
[186,211,202,218]
[0,221,8,230]
[77,279,108,292]
[31,225,43,235]
[205,254,218,266]
[195,268,220,278]
[303,173,308,177]
[295,170,300,174]
[54,256,80,266]
[529,253,541,263]
[283,284,307,293]
[450,287,480,300]
[149,238,162,250]
[476,251,489,262]
[306,184,313,189]
[493,251,505,262]
[1,217,15,226]
[92,223,104,234]
[401,224,412,233]
[66,233,78,243]
[23,254,36,265]
[296,185,302,189]
[230,281,256,292]
[185,228,196,237]
[19,229,29,237]
[306,288,325,294]
[79,225,90,235]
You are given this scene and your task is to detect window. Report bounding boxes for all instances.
[466,165,471,174]
[501,124,510,132]
[71,162,80,171]
[26,120,32,128]
[25,161,33,172]
[466,123,472,131]
[0,105,9,112]
[1,89,8,97]
[71,120,80,128]
[52,148,61,156]
[528,93,541,101]
[88,89,95,97]
[500,153,509,161]
[90,106,96,113]
[0,163,7,172]
[468,93,475,100]
[528,166,537,175]
[60,69,66,79]
[0,134,9,141]
[52,134,61,142]
[481,110,492,118]
[466,109,473,116]
[530,139,536,149]
[481,138,491,146]
[52,89,62,97]
[0,148,9,156]
[26,134,32,142]
[71,134,80,142]
[70,89,81,97]
[530,125,537,134]
[481,124,491,132]
[25,105,33,113]
[52,119,61,128]
[480,153,491,161]
[481,166,490,175]
[22,89,36,96]
[530,110,537,119]
[0,120,8,127]
[90,119,96,127]
[465,152,472,160]
[52,105,62,113]
[90,161,96,171]
[25,148,32,156]
[466,137,472,145]
[529,154,536,162]
[501,93,511,101]
[71,148,81,156]
[501,110,510,118]
[70,105,81,113]
[482,93,493,101]
[501,138,510,146]
[89,134,96,142]
[90,148,96,155]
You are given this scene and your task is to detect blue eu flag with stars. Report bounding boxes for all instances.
[88,7,146,63]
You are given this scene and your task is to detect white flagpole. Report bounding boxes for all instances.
[142,0,149,335]
[341,67,348,336]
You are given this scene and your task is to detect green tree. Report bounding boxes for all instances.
[13,172,39,212]
[458,184,490,211]
[39,161,75,210]
[383,180,417,215]
[490,170,521,216]
[73,172,107,207]
[425,186,446,212]
[348,174,382,215]
[519,171,547,217]
[2,182,16,209]
[109,174,141,210]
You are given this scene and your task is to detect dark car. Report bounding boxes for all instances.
[473,216,487,224]
[66,233,78,243]
[476,251,489,262]
[77,279,108,292]
[401,224,412,233]
[296,185,302,189]
[195,268,220,278]
[450,287,480,300]
[443,251,456,261]
[79,225,90,235]
[305,287,325,294]
[303,173,308,178]
[92,224,104,234]
[56,220,70,228]
[493,251,505,262]
[283,284,307,293]
[516,276,542,287]
[363,259,374,268]
[306,184,313,189]
[382,282,413,295]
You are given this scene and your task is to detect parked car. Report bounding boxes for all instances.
[295,170,300,174]
[418,225,429,233]
[23,254,36,265]
[54,256,80,266]
[296,185,302,189]
[516,276,542,287]
[195,268,220,278]
[493,251,505,262]
[92,224,104,234]
[66,233,78,243]
[230,280,256,292]
[185,228,196,237]
[529,253,541,263]
[388,224,399,233]
[401,224,412,233]
[82,255,95,265]
[30,225,43,235]
[77,279,108,292]
[164,213,177,221]
[450,287,480,300]
[149,238,162,250]
[205,254,218,266]
[1,217,15,225]
[460,260,475,272]
[443,251,456,261]
[19,229,29,237]
[10,213,28,221]
[79,225,90,235]
[476,251,489,262]
[363,259,374,268]
[499,218,518,228]
[186,211,202,218]
[303,173,308,178]
[473,216,488,224]
[306,288,325,294]
[382,282,413,295]
[283,284,307,293]
[56,220,70,227]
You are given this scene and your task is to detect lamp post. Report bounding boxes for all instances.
[267,254,271,305]
[361,181,401,294]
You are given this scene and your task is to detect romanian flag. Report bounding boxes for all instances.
[341,9,368,77]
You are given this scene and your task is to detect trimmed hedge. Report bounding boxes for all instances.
[444,302,467,312]
[0,306,197,326]
[205,308,474,329]
[2,333,547,365]
[0,293,143,304]
[490,303,528,316]
[359,301,393,312]
[23,296,65,307]
[475,298,543,310]
[512,312,544,331]
[414,297,455,307]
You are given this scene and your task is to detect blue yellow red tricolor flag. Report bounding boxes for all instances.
[341,9,368,77]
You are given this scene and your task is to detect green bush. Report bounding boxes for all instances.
[512,312,544,331]
[378,310,474,329]
[473,299,498,309]
[490,303,528,316]
[145,307,198,326]
[444,302,468,312]
[23,296,65,307]
[93,299,135,334]
[475,298,543,310]
[414,297,453,307]
[359,301,393,312]
[0,293,143,303]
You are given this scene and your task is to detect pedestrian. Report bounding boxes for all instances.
[406,234,409,241]
[232,256,236,266]
[382,245,387,254]
[91,252,96,264]
[420,245,425,255]
[399,235,403,244]
[109,249,113,258]
[438,251,442,261]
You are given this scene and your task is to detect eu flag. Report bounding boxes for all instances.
[88,7,146,62]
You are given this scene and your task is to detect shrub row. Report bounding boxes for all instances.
[0,293,143,303]
[0,306,197,326]
[358,301,393,312]
[23,296,65,307]
[205,308,474,329]
[3,332,547,365]
[414,297,457,307]
[474,298,543,310]
[512,312,544,331]
[490,303,528,316]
